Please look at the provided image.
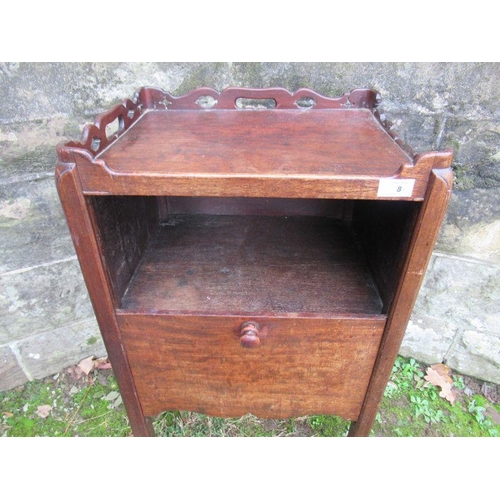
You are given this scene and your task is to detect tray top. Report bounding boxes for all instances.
[56,87,452,199]
[98,108,412,177]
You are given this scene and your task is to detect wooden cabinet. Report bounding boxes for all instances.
[55,87,453,436]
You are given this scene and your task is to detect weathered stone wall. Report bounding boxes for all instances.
[1,62,499,390]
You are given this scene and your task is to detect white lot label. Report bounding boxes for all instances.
[377,178,415,198]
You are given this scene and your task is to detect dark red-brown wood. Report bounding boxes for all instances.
[117,313,386,421]
[352,200,419,312]
[55,87,453,437]
[119,215,383,316]
[88,196,158,304]
[99,109,410,177]
[348,167,453,436]
[56,86,452,201]
[55,163,154,436]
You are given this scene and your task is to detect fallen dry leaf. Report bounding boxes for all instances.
[94,357,112,370]
[430,363,453,382]
[67,365,84,380]
[2,412,14,418]
[78,356,95,375]
[36,405,52,418]
[424,364,456,405]
[485,405,500,425]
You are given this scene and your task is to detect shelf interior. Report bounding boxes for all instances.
[88,195,417,317]
[119,214,384,316]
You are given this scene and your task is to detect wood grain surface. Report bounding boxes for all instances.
[58,87,452,200]
[117,313,386,420]
[120,215,383,316]
[89,195,158,304]
[72,113,451,199]
[56,164,155,436]
[99,109,411,176]
[348,168,453,436]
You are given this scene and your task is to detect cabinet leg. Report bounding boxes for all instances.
[130,415,155,437]
[347,419,371,437]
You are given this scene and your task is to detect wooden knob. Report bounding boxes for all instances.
[240,322,261,348]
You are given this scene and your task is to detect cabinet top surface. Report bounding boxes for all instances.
[98,108,411,177]
[56,87,452,199]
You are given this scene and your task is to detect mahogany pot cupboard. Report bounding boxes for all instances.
[55,87,453,436]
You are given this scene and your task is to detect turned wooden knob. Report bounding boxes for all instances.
[239,322,262,348]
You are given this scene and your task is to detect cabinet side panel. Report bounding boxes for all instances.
[352,200,418,312]
[349,168,453,436]
[56,165,155,436]
[88,196,159,305]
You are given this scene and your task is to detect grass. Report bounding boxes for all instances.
[371,357,500,437]
[0,368,130,437]
[1,356,499,437]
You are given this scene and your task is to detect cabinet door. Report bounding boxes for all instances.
[117,313,386,420]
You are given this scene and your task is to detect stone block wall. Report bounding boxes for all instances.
[1,62,499,390]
